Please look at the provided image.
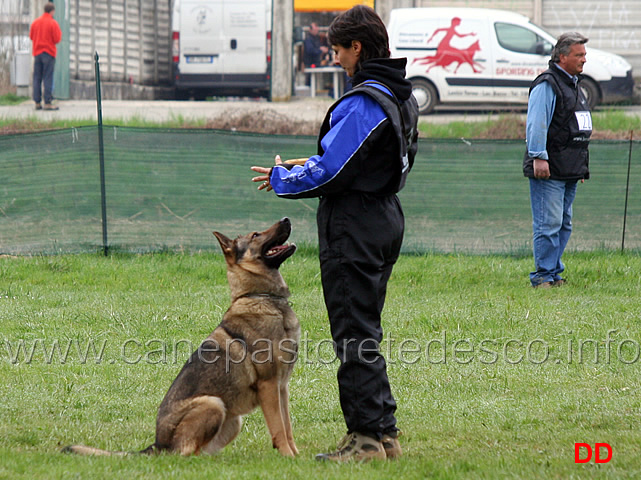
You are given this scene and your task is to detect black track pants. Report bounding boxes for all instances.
[317,192,404,438]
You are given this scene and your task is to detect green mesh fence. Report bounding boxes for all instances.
[0,126,639,255]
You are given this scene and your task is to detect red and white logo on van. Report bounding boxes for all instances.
[413,17,483,74]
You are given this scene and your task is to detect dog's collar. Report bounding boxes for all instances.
[235,293,289,302]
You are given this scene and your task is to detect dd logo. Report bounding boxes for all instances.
[575,443,612,464]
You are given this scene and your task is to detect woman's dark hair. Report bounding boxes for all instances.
[327,5,390,64]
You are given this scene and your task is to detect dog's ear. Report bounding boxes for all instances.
[213,231,234,257]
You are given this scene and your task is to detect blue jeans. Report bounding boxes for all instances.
[32,53,56,105]
[529,178,578,286]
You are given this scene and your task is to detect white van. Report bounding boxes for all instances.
[387,8,635,114]
[171,0,272,99]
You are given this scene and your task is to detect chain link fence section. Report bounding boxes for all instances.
[0,127,639,255]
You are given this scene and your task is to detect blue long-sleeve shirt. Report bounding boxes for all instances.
[525,81,556,160]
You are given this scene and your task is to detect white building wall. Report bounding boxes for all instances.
[541,0,641,76]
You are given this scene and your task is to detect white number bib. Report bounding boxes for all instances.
[575,111,592,132]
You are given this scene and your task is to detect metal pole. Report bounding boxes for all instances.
[95,51,109,256]
[621,130,633,251]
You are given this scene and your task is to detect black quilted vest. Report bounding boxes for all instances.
[523,62,591,181]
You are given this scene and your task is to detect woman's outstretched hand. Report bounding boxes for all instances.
[251,155,283,191]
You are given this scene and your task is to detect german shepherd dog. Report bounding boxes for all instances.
[63,218,300,457]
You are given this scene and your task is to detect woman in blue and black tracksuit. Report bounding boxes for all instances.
[252,5,419,462]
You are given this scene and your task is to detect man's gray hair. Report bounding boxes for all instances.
[551,32,589,63]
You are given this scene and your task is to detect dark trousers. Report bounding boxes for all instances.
[317,193,404,439]
[33,53,56,105]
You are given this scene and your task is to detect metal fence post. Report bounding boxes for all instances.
[95,52,109,256]
[621,130,633,252]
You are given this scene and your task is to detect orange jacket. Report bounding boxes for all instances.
[30,12,62,58]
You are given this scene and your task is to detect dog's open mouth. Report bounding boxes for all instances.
[259,218,297,268]
[263,241,296,267]
[266,244,292,257]
[262,221,296,268]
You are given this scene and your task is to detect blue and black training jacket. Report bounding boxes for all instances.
[269,81,419,199]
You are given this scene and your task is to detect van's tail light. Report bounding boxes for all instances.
[266,31,272,63]
[172,31,180,63]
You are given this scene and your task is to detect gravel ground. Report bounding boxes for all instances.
[0,97,333,124]
[0,96,524,126]
[2,96,638,137]
[0,97,347,135]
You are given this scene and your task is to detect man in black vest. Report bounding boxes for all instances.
[523,32,591,288]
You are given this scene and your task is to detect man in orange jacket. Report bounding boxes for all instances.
[30,2,62,110]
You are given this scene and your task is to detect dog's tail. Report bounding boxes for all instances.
[61,444,128,456]
[61,443,161,456]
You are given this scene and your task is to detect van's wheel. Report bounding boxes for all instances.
[411,79,438,115]
[580,77,600,110]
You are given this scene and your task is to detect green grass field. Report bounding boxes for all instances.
[1,249,640,479]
